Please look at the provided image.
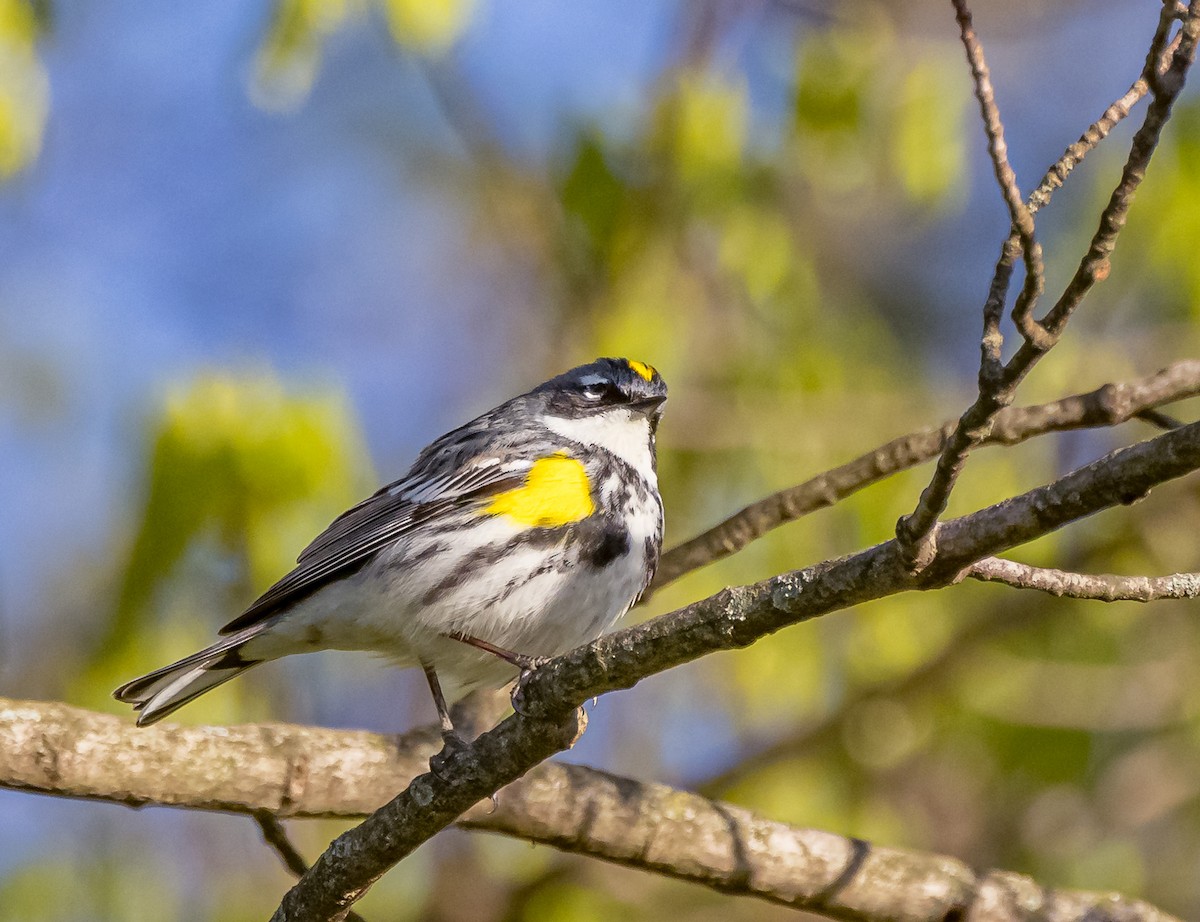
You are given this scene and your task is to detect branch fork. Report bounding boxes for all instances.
[896,0,1200,573]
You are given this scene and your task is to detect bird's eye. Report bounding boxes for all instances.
[581,383,607,402]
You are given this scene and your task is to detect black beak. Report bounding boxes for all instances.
[630,396,667,414]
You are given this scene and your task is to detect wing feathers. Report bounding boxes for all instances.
[218,456,533,634]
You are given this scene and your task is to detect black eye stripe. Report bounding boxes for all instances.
[580,377,617,393]
[571,378,626,408]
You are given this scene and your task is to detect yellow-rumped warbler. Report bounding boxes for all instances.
[114,358,666,743]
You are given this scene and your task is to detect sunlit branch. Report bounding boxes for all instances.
[0,698,1181,922]
[967,557,1200,602]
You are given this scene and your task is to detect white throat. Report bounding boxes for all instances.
[544,409,656,475]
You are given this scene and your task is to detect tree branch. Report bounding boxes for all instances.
[651,360,1200,593]
[263,416,1200,919]
[895,0,1199,569]
[255,811,314,877]
[967,556,1200,602]
[253,812,372,922]
[1026,29,1181,215]
[0,698,1182,922]
[951,0,1046,350]
[1035,1,1195,342]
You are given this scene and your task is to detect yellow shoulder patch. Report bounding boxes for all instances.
[486,453,594,527]
[627,359,656,382]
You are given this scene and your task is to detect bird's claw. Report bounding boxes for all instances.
[509,656,551,717]
[513,653,551,673]
[428,730,470,779]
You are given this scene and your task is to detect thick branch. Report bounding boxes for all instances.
[0,698,1181,922]
[269,418,1200,919]
[651,360,1200,592]
[967,557,1200,601]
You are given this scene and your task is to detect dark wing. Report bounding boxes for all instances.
[218,453,532,634]
[295,454,517,566]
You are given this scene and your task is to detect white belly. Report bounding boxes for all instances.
[255,497,660,699]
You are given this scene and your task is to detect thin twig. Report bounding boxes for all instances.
[896,1,1199,570]
[968,557,1200,602]
[1136,408,1185,430]
[952,0,1047,350]
[1029,25,1184,214]
[255,811,311,877]
[650,360,1200,594]
[1031,0,1194,345]
[254,812,369,922]
[895,0,1043,572]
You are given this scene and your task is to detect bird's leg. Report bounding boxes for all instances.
[443,631,550,672]
[444,632,554,719]
[422,663,467,755]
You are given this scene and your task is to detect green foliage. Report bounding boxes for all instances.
[76,370,374,718]
[251,0,355,110]
[250,0,476,109]
[657,70,749,197]
[718,205,798,304]
[0,854,183,922]
[793,14,969,207]
[0,0,48,179]
[560,132,627,272]
[1113,100,1200,316]
[794,23,875,168]
[892,57,969,207]
[379,0,474,54]
[519,882,631,922]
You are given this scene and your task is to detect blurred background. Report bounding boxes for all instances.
[3,0,1200,919]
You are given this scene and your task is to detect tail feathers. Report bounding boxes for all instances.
[113,626,268,726]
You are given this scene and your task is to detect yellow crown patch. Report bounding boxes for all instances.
[627,360,656,382]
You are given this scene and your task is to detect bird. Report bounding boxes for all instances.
[114,357,667,746]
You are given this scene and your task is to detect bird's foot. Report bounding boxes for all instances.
[509,656,553,717]
[428,729,470,779]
